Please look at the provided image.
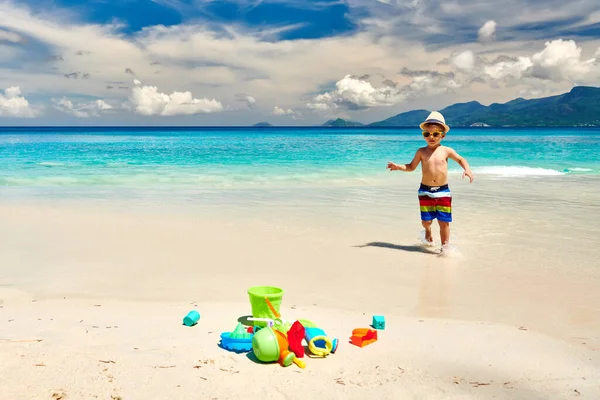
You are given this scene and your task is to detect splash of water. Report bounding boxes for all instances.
[419,230,463,257]
[439,243,462,258]
[418,230,436,247]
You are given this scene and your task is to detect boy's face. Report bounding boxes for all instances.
[422,123,446,146]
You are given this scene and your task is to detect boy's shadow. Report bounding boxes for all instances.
[355,242,438,254]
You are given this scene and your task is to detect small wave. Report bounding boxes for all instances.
[472,166,563,177]
[563,167,593,172]
[37,162,65,167]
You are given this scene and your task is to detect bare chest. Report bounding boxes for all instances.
[422,151,448,169]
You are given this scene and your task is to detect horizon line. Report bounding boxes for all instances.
[1,125,599,129]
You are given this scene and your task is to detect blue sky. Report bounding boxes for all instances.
[1,0,600,125]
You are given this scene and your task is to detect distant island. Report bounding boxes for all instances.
[367,86,600,127]
[251,86,600,128]
[322,118,364,127]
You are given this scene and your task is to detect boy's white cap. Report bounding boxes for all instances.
[420,111,450,133]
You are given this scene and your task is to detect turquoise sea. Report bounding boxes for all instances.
[1,127,599,196]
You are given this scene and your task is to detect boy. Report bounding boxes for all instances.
[386,111,473,248]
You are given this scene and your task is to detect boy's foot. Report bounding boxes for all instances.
[424,228,433,243]
[419,230,434,246]
[439,243,461,257]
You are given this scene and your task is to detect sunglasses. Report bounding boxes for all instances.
[422,131,444,138]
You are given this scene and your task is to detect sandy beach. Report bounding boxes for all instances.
[1,175,600,399]
[3,0,600,395]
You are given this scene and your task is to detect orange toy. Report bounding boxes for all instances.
[350,328,378,347]
[264,297,281,319]
[274,330,306,368]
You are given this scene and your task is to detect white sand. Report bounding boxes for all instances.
[1,297,598,400]
[1,176,600,399]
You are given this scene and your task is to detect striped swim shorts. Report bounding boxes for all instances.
[418,183,452,222]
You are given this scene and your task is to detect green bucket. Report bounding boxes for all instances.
[247,286,284,327]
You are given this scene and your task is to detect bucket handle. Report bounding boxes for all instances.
[264,297,281,318]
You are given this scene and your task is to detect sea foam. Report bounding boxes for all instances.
[472,166,564,177]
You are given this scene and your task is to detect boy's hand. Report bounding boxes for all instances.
[387,161,400,171]
[462,170,474,183]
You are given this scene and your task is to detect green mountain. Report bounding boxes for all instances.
[252,121,273,127]
[369,86,600,127]
[323,118,364,127]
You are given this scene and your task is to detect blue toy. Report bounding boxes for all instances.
[183,310,200,326]
[305,327,338,356]
[220,323,254,352]
[372,315,385,330]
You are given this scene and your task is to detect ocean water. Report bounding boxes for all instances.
[1,127,599,193]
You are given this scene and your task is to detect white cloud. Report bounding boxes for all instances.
[453,51,476,72]
[272,106,303,119]
[528,39,597,81]
[307,74,406,110]
[407,74,460,94]
[479,39,599,84]
[478,20,496,43]
[484,56,533,80]
[236,93,256,109]
[0,86,36,117]
[306,70,466,111]
[52,97,113,118]
[309,38,600,111]
[130,80,224,116]
[0,28,22,43]
[272,106,295,115]
[306,102,329,110]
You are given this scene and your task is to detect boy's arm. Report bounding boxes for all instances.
[387,149,421,172]
[447,148,474,183]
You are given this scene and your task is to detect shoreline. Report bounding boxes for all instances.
[1,190,599,345]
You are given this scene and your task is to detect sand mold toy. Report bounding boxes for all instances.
[183,310,200,326]
[220,323,254,352]
[350,328,378,347]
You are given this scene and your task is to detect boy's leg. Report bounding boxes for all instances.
[438,221,450,245]
[418,186,435,243]
[422,220,433,243]
[434,188,452,246]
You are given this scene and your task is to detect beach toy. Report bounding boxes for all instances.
[287,321,305,358]
[220,323,254,352]
[248,317,292,334]
[248,317,275,328]
[252,326,280,362]
[265,297,281,318]
[274,330,306,369]
[372,315,386,330]
[305,327,338,357]
[183,310,200,326]
[247,286,284,327]
[297,319,317,328]
[252,327,305,369]
[350,328,378,348]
